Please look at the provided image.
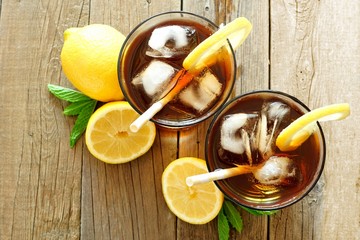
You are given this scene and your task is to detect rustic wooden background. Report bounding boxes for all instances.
[1,0,359,239]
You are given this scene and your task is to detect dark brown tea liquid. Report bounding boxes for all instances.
[206,92,324,209]
[122,18,234,123]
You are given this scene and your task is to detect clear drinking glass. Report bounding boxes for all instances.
[205,90,326,210]
[118,11,236,129]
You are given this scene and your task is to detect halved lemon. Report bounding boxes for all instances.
[276,103,350,151]
[85,101,156,163]
[183,17,252,72]
[162,157,224,224]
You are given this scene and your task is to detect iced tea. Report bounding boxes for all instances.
[118,12,236,129]
[206,91,326,210]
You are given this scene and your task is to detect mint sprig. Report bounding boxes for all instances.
[218,207,230,240]
[240,206,278,216]
[64,101,95,116]
[48,84,92,102]
[218,200,243,240]
[223,200,243,232]
[48,84,97,148]
[218,200,278,239]
[69,100,97,147]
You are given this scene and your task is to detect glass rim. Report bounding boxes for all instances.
[117,11,237,129]
[205,90,327,211]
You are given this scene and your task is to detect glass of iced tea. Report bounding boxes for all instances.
[118,11,236,129]
[206,90,326,210]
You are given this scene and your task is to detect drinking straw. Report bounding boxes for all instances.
[130,69,194,132]
[186,165,253,187]
[129,17,253,132]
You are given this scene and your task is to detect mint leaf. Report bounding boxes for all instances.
[48,84,97,147]
[218,207,230,240]
[223,200,243,232]
[48,84,91,102]
[70,100,97,147]
[240,206,278,216]
[64,101,94,116]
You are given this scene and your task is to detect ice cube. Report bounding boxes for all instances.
[132,60,177,98]
[256,112,268,157]
[265,102,290,123]
[177,69,222,112]
[241,129,253,165]
[146,25,198,58]
[217,112,259,165]
[253,156,298,186]
[261,102,290,158]
[220,113,248,155]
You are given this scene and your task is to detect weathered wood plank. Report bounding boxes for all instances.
[231,0,270,95]
[228,1,271,239]
[1,0,358,239]
[269,1,328,239]
[180,1,270,239]
[178,0,228,238]
[177,122,219,239]
[270,0,360,239]
[0,0,89,239]
[81,129,179,239]
[80,1,181,239]
[311,1,360,239]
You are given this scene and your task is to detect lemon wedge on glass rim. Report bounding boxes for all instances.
[276,103,350,151]
[183,17,252,72]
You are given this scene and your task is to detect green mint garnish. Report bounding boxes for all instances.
[218,200,243,240]
[240,206,278,216]
[63,100,95,116]
[69,100,97,147]
[218,207,230,240]
[217,200,279,239]
[48,84,97,148]
[48,84,92,102]
[223,200,243,232]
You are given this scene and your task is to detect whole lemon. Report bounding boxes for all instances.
[61,24,126,102]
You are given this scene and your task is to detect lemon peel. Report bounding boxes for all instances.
[129,17,252,132]
[162,157,224,224]
[61,24,126,102]
[276,103,350,151]
[85,101,156,164]
[183,17,252,72]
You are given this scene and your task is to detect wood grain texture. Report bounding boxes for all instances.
[269,1,323,238]
[0,0,359,239]
[313,1,360,239]
[0,0,87,239]
[227,1,270,238]
[176,2,230,239]
[270,0,360,239]
[82,1,181,239]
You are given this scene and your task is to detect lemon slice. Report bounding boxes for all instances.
[276,103,350,151]
[183,17,252,72]
[85,101,156,163]
[162,157,224,224]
